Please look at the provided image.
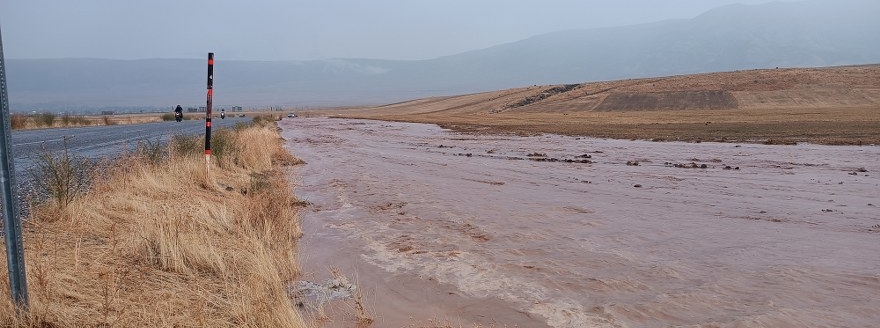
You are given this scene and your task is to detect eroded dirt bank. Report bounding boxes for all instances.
[281,118,879,328]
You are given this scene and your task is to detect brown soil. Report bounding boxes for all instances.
[305,65,880,145]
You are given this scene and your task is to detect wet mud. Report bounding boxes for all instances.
[280,118,880,328]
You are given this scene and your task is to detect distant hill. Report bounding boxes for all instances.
[344,65,880,116]
[325,65,880,145]
[5,0,879,112]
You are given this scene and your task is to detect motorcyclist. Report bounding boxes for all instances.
[174,105,183,122]
[220,109,226,119]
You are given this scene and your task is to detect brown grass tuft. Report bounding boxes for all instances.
[10,113,28,129]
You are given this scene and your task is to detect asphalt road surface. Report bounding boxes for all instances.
[10,117,250,177]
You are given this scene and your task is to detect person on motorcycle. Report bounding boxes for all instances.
[174,105,183,122]
[220,109,226,119]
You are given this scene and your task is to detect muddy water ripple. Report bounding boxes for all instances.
[281,118,880,328]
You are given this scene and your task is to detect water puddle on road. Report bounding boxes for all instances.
[280,118,880,328]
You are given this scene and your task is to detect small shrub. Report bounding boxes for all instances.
[10,113,27,129]
[35,112,56,127]
[102,115,116,126]
[249,172,271,193]
[210,128,238,167]
[171,134,202,159]
[252,115,279,127]
[59,114,89,126]
[160,113,176,121]
[29,136,95,209]
[135,138,166,166]
[71,115,89,125]
[234,122,253,131]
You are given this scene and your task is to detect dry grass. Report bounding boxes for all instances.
[10,114,164,130]
[0,124,307,327]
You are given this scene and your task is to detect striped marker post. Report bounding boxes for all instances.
[205,53,214,175]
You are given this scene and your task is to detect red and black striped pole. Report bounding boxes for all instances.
[204,53,214,173]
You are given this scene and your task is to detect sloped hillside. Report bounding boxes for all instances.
[320,65,880,145]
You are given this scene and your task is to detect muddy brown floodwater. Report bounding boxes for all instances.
[280,118,880,328]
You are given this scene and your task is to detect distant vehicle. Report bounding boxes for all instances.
[287,113,297,118]
[238,114,246,117]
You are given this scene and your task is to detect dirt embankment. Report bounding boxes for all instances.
[311,65,880,145]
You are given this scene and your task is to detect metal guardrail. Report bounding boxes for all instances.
[0,23,30,310]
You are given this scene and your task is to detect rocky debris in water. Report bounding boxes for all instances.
[524,152,591,164]
[626,160,640,166]
[575,154,592,159]
[666,162,709,169]
[290,277,357,307]
[850,167,869,175]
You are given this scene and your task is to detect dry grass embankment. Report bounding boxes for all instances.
[11,113,164,130]
[0,117,308,327]
[319,65,880,145]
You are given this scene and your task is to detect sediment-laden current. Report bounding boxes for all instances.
[281,118,879,328]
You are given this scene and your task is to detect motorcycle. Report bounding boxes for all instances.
[220,112,226,119]
[175,111,183,122]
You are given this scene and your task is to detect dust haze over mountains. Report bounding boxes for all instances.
[4,0,879,112]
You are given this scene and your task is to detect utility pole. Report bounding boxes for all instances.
[0,24,30,310]
[204,52,214,176]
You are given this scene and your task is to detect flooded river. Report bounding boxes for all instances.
[280,118,880,328]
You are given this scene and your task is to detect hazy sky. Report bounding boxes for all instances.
[1,0,792,61]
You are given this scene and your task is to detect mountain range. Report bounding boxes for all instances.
[5,0,879,112]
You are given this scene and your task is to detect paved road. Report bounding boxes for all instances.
[9,117,250,176]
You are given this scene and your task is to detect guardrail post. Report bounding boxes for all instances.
[0,23,30,311]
